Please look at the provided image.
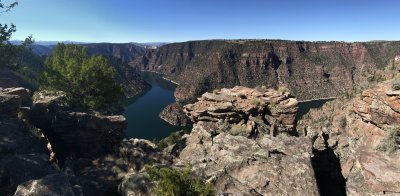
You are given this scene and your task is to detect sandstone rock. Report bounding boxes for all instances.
[0,93,21,118]
[30,91,127,161]
[175,122,318,195]
[1,87,32,107]
[0,119,44,156]
[184,86,298,135]
[14,174,78,196]
[117,138,173,171]
[299,79,400,195]
[0,154,57,195]
[118,173,154,196]
[159,102,191,126]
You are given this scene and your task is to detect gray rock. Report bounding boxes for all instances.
[14,174,78,196]
[175,122,319,195]
[0,154,56,195]
[1,87,32,107]
[118,173,154,196]
[0,93,21,118]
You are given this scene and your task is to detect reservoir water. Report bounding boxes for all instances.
[123,72,187,140]
[296,99,334,120]
[124,72,333,140]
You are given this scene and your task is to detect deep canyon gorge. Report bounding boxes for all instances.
[1,39,400,195]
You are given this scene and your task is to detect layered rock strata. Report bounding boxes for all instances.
[299,79,400,195]
[175,86,319,195]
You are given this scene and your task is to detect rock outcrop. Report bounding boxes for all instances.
[173,86,318,195]
[184,86,298,135]
[159,102,191,126]
[30,91,127,162]
[0,89,56,196]
[299,79,400,195]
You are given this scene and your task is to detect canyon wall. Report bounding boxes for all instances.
[132,40,400,101]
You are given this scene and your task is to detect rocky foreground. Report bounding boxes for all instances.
[299,79,400,195]
[1,82,399,195]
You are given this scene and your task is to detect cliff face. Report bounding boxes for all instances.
[174,86,318,195]
[298,79,400,195]
[134,40,400,101]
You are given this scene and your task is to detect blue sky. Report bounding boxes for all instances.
[1,0,399,43]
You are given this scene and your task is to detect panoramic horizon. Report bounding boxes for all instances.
[1,0,400,195]
[2,0,400,43]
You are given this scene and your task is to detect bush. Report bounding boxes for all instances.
[145,166,214,196]
[278,86,289,93]
[230,124,249,137]
[158,130,186,149]
[40,43,123,110]
[376,127,400,154]
[250,98,262,106]
[392,80,400,90]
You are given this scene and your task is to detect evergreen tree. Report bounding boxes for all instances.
[0,1,33,68]
[41,43,123,110]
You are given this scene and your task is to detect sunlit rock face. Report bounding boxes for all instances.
[135,40,400,101]
[174,86,319,195]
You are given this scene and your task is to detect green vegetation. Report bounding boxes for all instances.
[40,43,123,110]
[278,86,289,93]
[158,131,186,149]
[230,124,249,137]
[145,165,214,196]
[250,98,263,106]
[256,85,268,93]
[376,127,400,154]
[0,1,34,68]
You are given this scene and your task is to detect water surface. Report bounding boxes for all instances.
[296,99,334,120]
[124,72,187,140]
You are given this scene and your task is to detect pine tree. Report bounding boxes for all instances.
[41,43,123,110]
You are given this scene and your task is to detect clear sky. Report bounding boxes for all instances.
[1,0,400,43]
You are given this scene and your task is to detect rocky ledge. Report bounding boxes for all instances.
[184,86,298,136]
[29,91,127,162]
[172,86,319,195]
[299,79,400,195]
[159,102,191,126]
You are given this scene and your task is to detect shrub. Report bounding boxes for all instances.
[392,80,400,90]
[376,127,400,154]
[230,124,249,137]
[250,98,262,106]
[278,86,289,93]
[145,166,214,196]
[158,131,186,149]
[40,43,123,110]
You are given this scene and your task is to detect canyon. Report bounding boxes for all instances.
[1,40,400,195]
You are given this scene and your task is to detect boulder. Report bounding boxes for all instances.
[30,91,127,160]
[14,174,79,196]
[1,87,32,107]
[175,122,318,195]
[0,154,57,195]
[118,173,154,196]
[0,93,21,118]
[184,86,298,135]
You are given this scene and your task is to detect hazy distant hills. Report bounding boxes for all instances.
[9,40,169,56]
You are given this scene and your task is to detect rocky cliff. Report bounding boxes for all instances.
[0,88,137,196]
[133,40,400,101]
[170,86,320,195]
[298,78,400,195]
